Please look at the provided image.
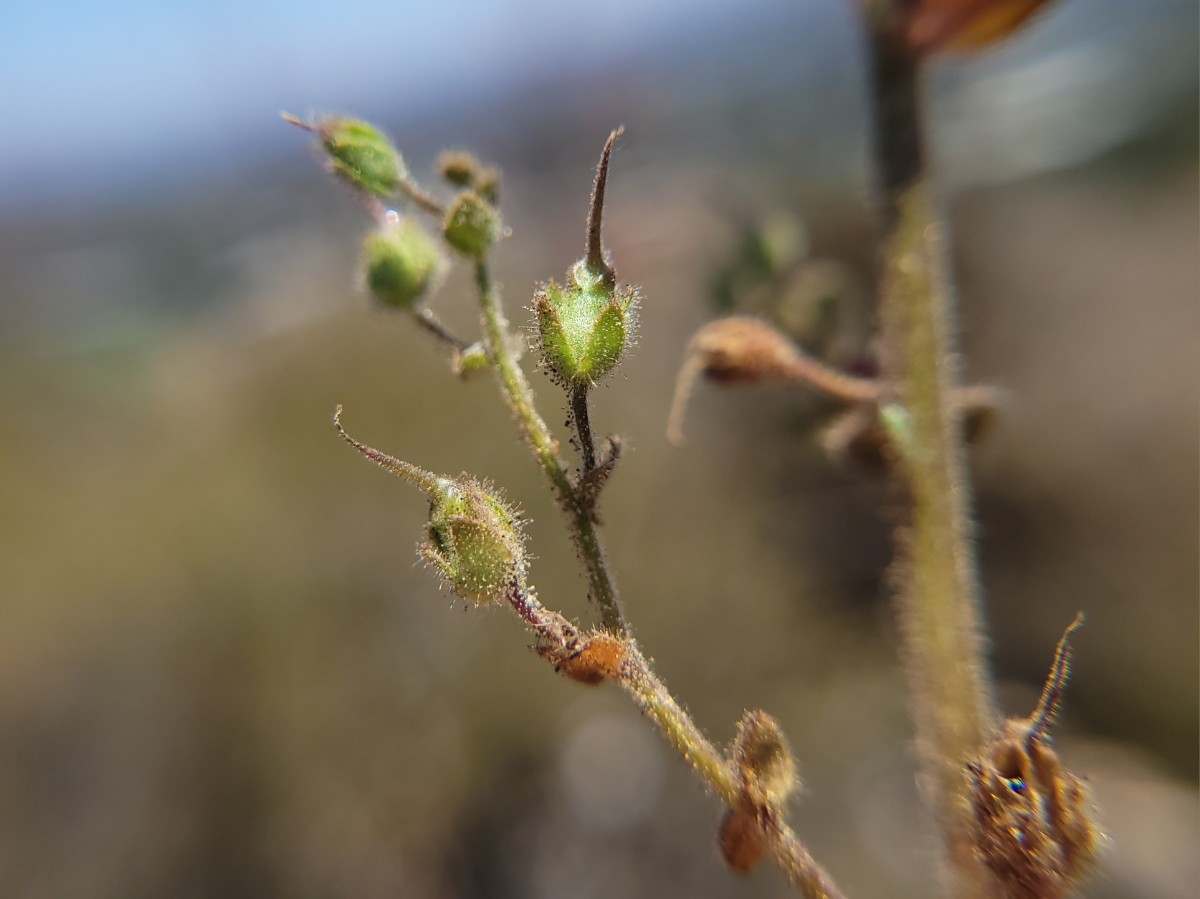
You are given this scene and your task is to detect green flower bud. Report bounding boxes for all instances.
[442,190,501,259]
[532,259,639,386]
[335,407,526,605]
[361,218,443,310]
[452,341,490,378]
[314,116,405,198]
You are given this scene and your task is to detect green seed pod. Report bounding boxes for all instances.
[361,218,443,310]
[317,116,405,198]
[420,477,526,605]
[532,259,639,386]
[442,190,501,260]
[334,407,526,605]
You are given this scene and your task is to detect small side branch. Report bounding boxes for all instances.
[398,177,447,217]
[412,307,472,352]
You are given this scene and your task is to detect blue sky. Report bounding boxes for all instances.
[1,0,1194,209]
[0,0,810,205]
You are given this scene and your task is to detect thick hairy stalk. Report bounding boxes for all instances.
[864,11,995,894]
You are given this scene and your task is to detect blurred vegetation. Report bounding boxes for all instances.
[0,6,1196,898]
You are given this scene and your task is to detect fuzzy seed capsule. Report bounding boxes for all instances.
[967,614,1098,898]
[361,218,443,310]
[443,190,501,259]
[317,116,405,197]
[533,260,638,386]
[421,477,526,605]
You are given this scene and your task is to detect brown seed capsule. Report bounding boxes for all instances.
[966,614,1099,899]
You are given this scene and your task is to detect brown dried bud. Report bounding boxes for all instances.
[436,149,479,187]
[731,710,799,808]
[682,317,808,385]
[552,630,628,685]
[667,317,878,445]
[967,614,1100,898]
[718,803,769,874]
[718,710,799,875]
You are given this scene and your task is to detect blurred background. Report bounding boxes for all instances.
[0,1,1195,897]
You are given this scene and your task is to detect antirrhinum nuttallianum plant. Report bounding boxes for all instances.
[284,2,1099,895]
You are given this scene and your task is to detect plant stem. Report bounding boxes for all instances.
[767,822,851,899]
[569,382,598,474]
[412,307,471,352]
[617,647,846,898]
[618,645,738,803]
[863,11,995,893]
[398,176,446,216]
[472,259,627,633]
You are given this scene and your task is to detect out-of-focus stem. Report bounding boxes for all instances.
[862,7,995,895]
[412,307,471,352]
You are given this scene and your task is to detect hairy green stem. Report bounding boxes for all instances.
[768,822,851,899]
[619,645,738,803]
[472,259,627,633]
[864,12,994,894]
[615,644,848,899]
